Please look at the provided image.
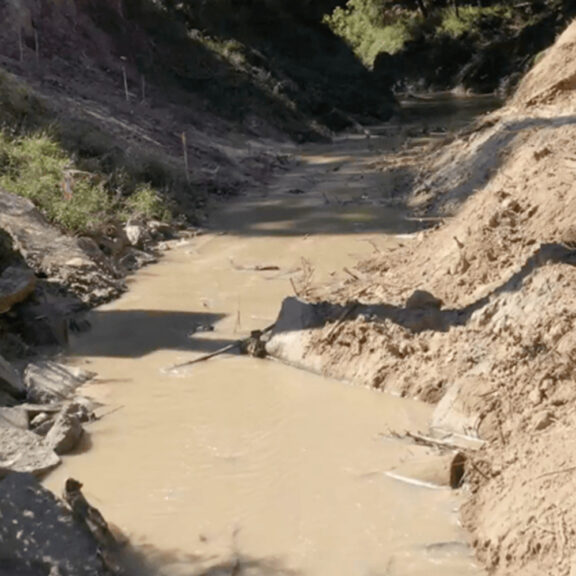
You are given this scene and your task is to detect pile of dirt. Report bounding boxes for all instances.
[268,19,576,576]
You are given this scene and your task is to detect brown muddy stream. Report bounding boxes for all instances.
[44,101,493,576]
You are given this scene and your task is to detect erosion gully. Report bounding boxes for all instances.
[44,94,498,576]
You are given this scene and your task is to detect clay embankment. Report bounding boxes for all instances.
[267,20,576,576]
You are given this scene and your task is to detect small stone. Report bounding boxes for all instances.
[405,289,444,310]
[533,410,554,431]
[528,387,542,406]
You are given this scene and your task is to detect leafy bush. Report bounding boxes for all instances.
[122,185,172,221]
[324,0,416,65]
[439,5,514,40]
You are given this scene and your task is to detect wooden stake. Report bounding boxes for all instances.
[181,132,190,184]
[18,27,23,63]
[122,64,129,102]
[34,29,39,65]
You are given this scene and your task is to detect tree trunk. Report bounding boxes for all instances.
[415,0,428,18]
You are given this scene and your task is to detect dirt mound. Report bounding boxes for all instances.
[513,20,576,112]
[271,19,576,576]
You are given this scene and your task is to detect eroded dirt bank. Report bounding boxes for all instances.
[268,20,576,576]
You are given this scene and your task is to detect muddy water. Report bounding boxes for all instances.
[45,133,485,575]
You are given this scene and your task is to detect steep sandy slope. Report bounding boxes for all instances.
[268,19,576,576]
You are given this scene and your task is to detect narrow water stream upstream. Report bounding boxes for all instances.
[44,99,496,576]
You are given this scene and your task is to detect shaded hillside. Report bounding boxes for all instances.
[0,0,392,137]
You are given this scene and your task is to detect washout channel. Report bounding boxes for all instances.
[43,95,499,576]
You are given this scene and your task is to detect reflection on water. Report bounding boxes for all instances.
[399,92,502,131]
[42,99,493,576]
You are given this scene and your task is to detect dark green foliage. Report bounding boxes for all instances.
[325,0,576,92]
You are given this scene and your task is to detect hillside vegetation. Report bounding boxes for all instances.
[325,0,576,93]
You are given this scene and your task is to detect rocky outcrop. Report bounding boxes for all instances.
[0,356,98,475]
[0,473,113,575]
[24,360,96,404]
[0,189,124,305]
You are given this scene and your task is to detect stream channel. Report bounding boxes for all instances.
[44,95,499,576]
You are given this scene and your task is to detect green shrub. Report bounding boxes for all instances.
[0,132,114,233]
[122,185,172,222]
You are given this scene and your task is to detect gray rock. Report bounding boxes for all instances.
[0,427,59,476]
[0,265,36,313]
[0,354,25,398]
[69,395,102,422]
[45,404,84,455]
[24,361,96,404]
[0,407,28,430]
[125,223,146,247]
[0,189,124,305]
[118,247,157,271]
[0,473,106,576]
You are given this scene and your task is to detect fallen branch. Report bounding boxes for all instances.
[382,430,483,452]
[289,277,300,297]
[343,267,359,280]
[532,465,576,482]
[167,323,275,371]
[169,342,241,371]
[229,258,280,272]
[95,405,125,420]
[323,302,358,343]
